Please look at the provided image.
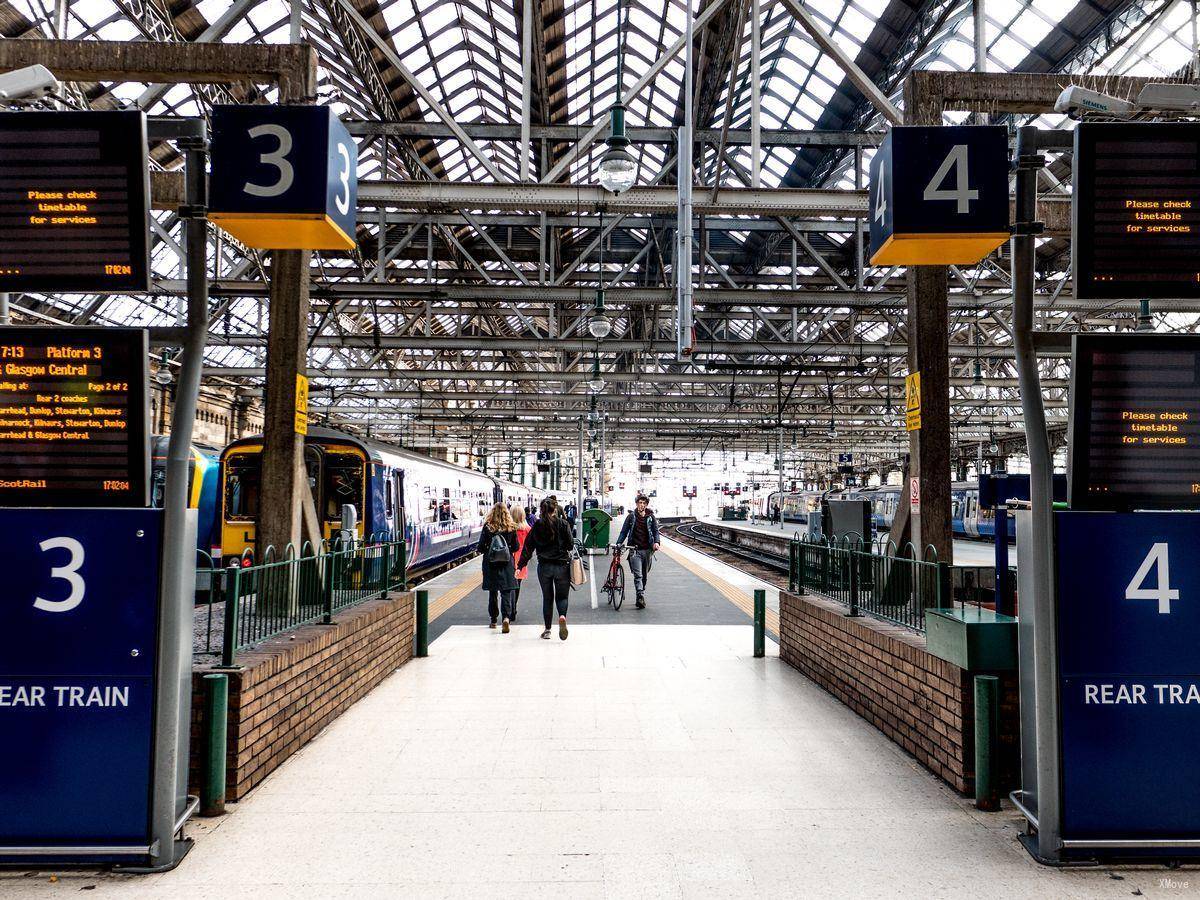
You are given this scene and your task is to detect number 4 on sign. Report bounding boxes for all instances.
[1125,542,1179,614]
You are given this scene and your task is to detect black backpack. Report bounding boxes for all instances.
[488,531,512,564]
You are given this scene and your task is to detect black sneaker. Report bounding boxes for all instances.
[540,629,551,640]
[636,594,645,609]
[489,619,497,629]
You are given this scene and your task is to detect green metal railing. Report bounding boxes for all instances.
[788,536,946,632]
[204,539,407,666]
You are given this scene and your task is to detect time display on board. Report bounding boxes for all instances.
[0,110,150,293]
[1074,123,1200,300]
[1068,334,1200,510]
[0,327,149,507]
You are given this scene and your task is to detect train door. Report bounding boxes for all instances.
[304,444,324,539]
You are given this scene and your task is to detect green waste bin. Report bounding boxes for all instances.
[582,508,613,550]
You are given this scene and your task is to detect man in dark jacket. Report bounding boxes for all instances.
[616,495,660,609]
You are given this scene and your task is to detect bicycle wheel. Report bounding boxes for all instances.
[612,563,625,610]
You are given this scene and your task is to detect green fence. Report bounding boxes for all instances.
[203,539,407,666]
[787,536,946,632]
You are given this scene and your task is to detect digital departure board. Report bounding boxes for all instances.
[0,111,150,293]
[0,327,149,507]
[1068,334,1200,510]
[1074,123,1200,300]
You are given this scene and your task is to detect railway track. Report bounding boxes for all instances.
[672,521,792,580]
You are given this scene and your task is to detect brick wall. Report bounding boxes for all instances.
[779,589,1019,795]
[190,590,415,801]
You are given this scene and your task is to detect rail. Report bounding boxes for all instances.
[788,536,945,632]
[200,539,408,666]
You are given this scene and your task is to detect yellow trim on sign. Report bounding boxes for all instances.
[869,231,1008,267]
[207,212,356,251]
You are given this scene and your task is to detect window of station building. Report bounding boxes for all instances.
[323,453,364,522]
[225,453,262,521]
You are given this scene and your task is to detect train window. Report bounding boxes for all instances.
[225,453,261,521]
[323,453,364,522]
[385,474,394,518]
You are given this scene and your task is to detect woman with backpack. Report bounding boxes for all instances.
[516,497,576,641]
[477,502,519,633]
[510,504,532,621]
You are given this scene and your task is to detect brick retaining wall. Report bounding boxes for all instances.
[189,590,415,801]
[779,588,1018,795]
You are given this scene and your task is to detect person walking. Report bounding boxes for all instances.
[616,494,660,609]
[477,502,519,633]
[517,497,575,640]
[511,504,532,621]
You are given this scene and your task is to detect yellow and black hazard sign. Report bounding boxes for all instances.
[905,371,921,432]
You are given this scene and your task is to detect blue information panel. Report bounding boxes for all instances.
[0,508,162,848]
[1057,510,1200,841]
[208,105,357,250]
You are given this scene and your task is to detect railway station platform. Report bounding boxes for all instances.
[0,541,1172,898]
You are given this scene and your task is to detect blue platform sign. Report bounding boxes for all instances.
[1056,511,1200,842]
[0,508,162,851]
[868,125,1009,266]
[209,105,357,250]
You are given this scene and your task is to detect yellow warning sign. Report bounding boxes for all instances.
[295,373,309,435]
[905,371,921,432]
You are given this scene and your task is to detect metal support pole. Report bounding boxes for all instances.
[974,674,1000,811]
[676,0,695,360]
[753,588,766,657]
[415,589,429,657]
[289,0,301,42]
[221,567,240,667]
[150,119,209,870]
[848,551,862,617]
[797,540,807,595]
[200,674,228,817]
[854,146,864,290]
[380,542,390,599]
[776,425,784,530]
[1014,125,1062,863]
[322,555,335,624]
[973,0,987,125]
[750,0,761,188]
[576,417,585,541]
[0,293,9,325]
[994,503,1010,616]
[520,0,532,182]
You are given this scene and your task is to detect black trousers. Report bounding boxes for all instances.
[537,561,570,629]
[488,589,516,622]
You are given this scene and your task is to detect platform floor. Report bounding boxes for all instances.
[2,623,1169,899]
[713,517,1017,568]
[429,541,766,641]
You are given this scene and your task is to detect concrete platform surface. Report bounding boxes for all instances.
[0,625,1172,899]
[430,541,761,641]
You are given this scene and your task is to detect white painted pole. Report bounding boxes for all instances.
[750,0,762,188]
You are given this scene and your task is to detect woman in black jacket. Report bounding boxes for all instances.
[516,497,575,640]
[477,503,520,633]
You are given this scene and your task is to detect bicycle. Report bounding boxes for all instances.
[603,543,626,610]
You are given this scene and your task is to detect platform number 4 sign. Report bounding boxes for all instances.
[1125,542,1179,614]
[922,145,979,214]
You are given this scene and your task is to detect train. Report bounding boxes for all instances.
[216,427,548,575]
[762,479,1047,541]
[150,435,221,564]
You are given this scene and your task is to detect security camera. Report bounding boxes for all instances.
[1054,85,1135,119]
[0,65,59,105]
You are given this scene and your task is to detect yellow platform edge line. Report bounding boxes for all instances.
[661,540,780,635]
[428,571,482,622]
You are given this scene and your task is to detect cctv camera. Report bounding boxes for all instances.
[0,65,59,105]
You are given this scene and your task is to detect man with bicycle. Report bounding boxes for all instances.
[616,495,660,609]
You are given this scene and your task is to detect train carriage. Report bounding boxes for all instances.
[218,427,497,573]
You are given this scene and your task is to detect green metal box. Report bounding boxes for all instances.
[925,607,1018,672]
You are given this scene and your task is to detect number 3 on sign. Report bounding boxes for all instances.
[1126,542,1179,614]
[33,536,85,613]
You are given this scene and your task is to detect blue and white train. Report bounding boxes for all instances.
[218,427,547,574]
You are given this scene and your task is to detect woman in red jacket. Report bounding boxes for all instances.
[511,504,532,621]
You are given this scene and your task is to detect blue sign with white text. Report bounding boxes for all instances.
[1057,511,1200,840]
[209,105,358,250]
[0,509,162,846]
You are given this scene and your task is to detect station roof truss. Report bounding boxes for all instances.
[6,0,1200,460]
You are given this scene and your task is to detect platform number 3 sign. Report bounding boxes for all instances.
[1126,542,1179,614]
[32,536,85,613]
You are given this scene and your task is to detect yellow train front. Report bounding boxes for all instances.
[218,426,496,571]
